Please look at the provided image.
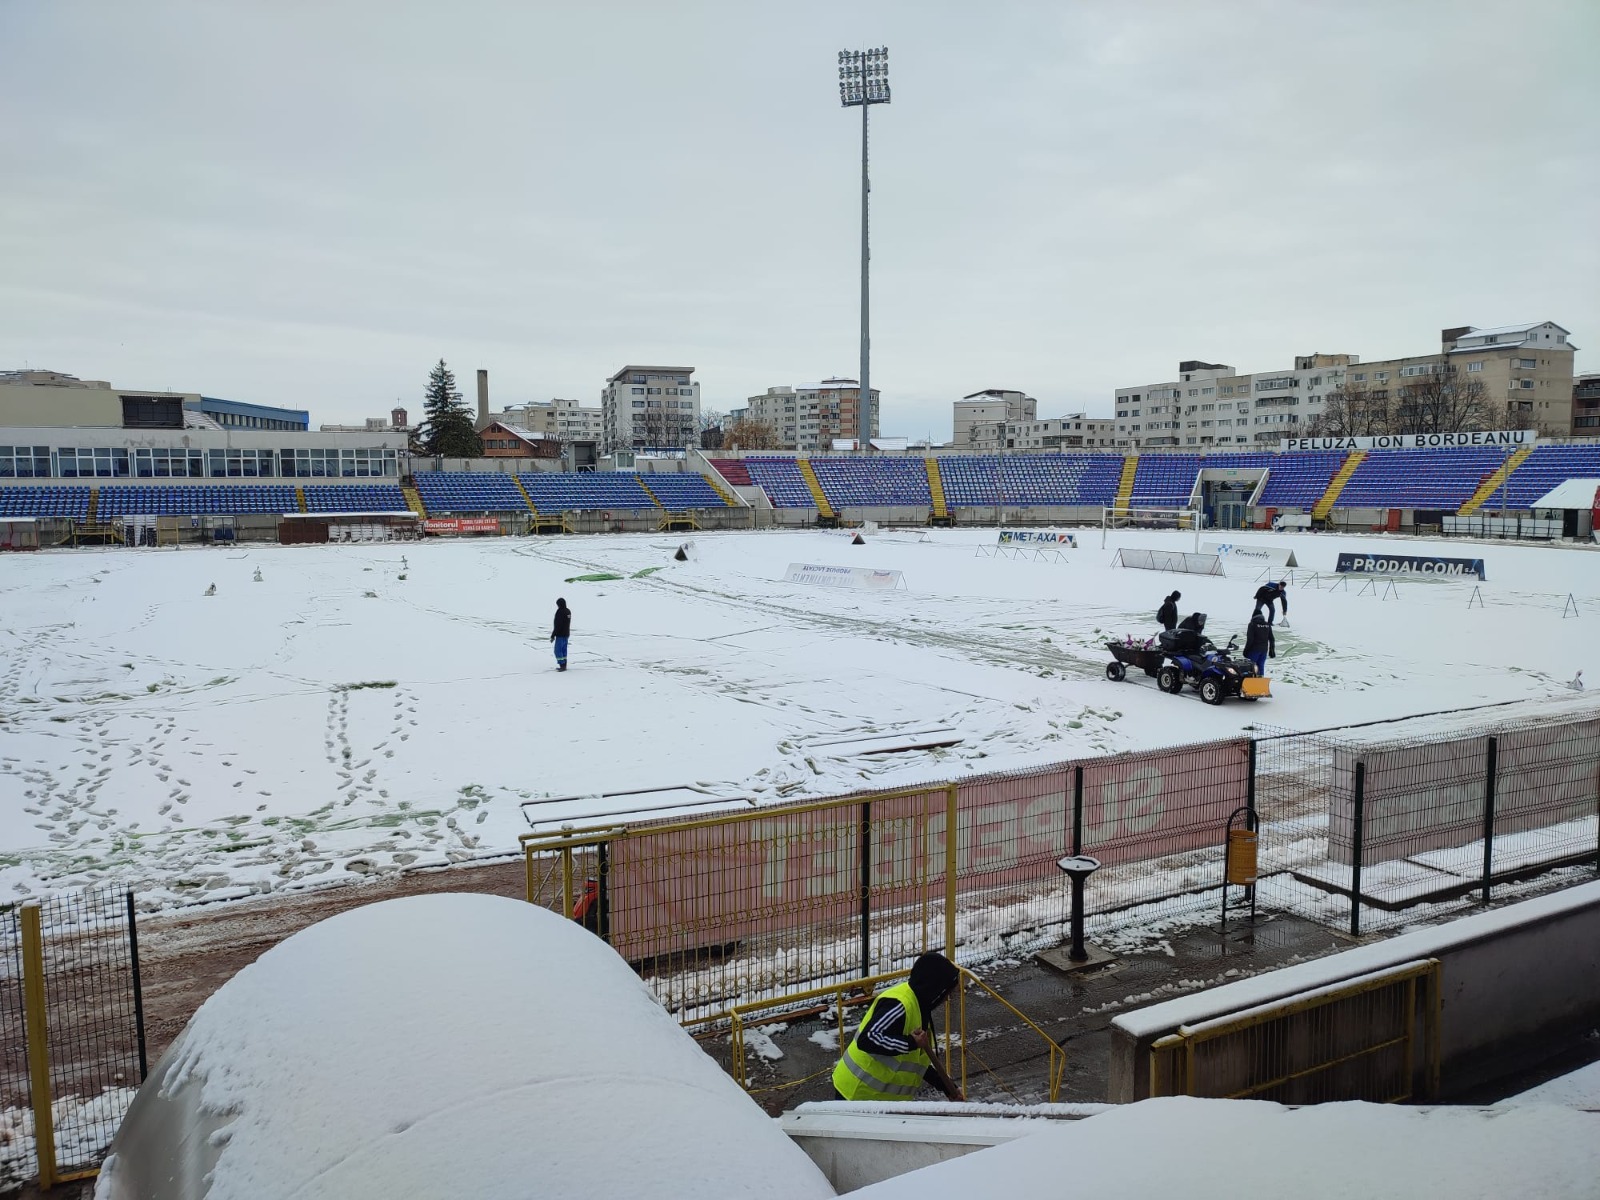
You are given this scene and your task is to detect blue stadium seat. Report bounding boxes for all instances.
[744,458,815,508]
[516,473,655,512]
[641,474,726,508]
[1337,447,1510,511]
[413,473,527,514]
[933,454,1124,507]
[303,485,408,513]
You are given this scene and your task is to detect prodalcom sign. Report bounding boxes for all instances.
[1336,552,1486,581]
[1281,429,1536,452]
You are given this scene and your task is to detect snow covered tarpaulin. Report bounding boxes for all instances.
[95,895,836,1200]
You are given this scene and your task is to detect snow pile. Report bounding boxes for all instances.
[848,1096,1600,1199]
[0,1088,137,1189]
[95,895,835,1200]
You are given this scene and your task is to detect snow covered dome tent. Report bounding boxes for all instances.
[96,894,836,1200]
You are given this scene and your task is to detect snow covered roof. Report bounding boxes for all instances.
[1529,477,1600,510]
[846,1097,1600,1199]
[1456,321,1568,340]
[182,410,225,430]
[97,895,835,1200]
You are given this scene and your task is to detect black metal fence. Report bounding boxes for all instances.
[0,885,147,1190]
[1254,706,1600,936]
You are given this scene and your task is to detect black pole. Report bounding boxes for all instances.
[1350,761,1366,938]
[1071,766,1084,857]
[859,802,872,980]
[1481,737,1498,904]
[1069,873,1088,962]
[1246,739,1257,819]
[125,889,148,1081]
[1246,740,1258,915]
[597,842,611,944]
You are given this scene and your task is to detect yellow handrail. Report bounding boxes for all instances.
[726,964,1066,1103]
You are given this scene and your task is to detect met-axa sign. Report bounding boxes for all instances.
[1281,430,1536,452]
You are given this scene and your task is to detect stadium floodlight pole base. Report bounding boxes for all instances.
[1100,507,1203,553]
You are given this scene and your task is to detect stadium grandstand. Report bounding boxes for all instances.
[2,443,1599,542]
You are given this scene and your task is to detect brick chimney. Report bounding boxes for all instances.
[476,370,489,424]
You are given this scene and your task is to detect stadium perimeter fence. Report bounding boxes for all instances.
[0,885,147,1191]
[523,703,1600,1030]
[1254,707,1600,935]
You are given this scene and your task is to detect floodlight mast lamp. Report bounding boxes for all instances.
[839,46,889,451]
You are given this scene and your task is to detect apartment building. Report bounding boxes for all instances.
[952,390,1036,448]
[1112,323,1578,447]
[494,397,603,444]
[1575,374,1600,434]
[601,366,701,454]
[741,379,880,451]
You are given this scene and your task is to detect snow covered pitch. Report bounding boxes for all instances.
[2,528,1595,907]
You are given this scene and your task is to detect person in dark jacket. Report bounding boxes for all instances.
[1156,590,1181,631]
[1253,580,1289,624]
[550,598,571,671]
[1243,612,1275,676]
[833,951,965,1102]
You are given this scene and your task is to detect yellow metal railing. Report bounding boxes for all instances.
[1113,455,1138,512]
[1458,444,1534,515]
[400,482,428,518]
[926,459,949,521]
[85,487,99,523]
[1149,958,1441,1104]
[701,470,740,507]
[294,486,308,513]
[726,965,1066,1103]
[512,474,538,514]
[797,459,836,519]
[1312,449,1366,520]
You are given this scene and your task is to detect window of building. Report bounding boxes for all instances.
[1201,387,1214,395]
[206,448,275,477]
[1466,362,1484,372]
[1353,373,1366,382]
[0,445,51,477]
[1516,358,1537,369]
[632,400,645,408]
[57,448,130,478]
[1518,379,1534,390]
[631,387,644,394]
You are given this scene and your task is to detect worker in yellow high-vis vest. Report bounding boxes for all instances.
[832,952,965,1102]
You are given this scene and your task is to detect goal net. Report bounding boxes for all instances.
[1101,507,1200,531]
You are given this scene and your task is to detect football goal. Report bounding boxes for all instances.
[1100,507,1202,551]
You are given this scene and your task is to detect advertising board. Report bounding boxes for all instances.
[1327,718,1600,865]
[784,563,906,590]
[999,529,1078,547]
[602,740,1251,953]
[1202,542,1299,568]
[1335,552,1485,581]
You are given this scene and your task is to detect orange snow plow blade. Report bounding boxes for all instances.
[1242,677,1271,697]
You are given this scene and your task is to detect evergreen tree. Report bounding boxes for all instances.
[413,359,482,458]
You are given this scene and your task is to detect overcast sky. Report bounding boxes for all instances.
[3,1,1596,439]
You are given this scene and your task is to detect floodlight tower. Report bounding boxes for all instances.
[838,47,890,451]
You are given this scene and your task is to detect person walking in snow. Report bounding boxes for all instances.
[1253,580,1289,624]
[1243,612,1275,677]
[833,951,965,1102]
[550,597,572,672]
[1156,590,1181,631]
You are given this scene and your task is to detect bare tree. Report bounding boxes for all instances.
[723,418,782,451]
[1394,364,1497,434]
[633,405,697,450]
[1308,381,1393,437]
